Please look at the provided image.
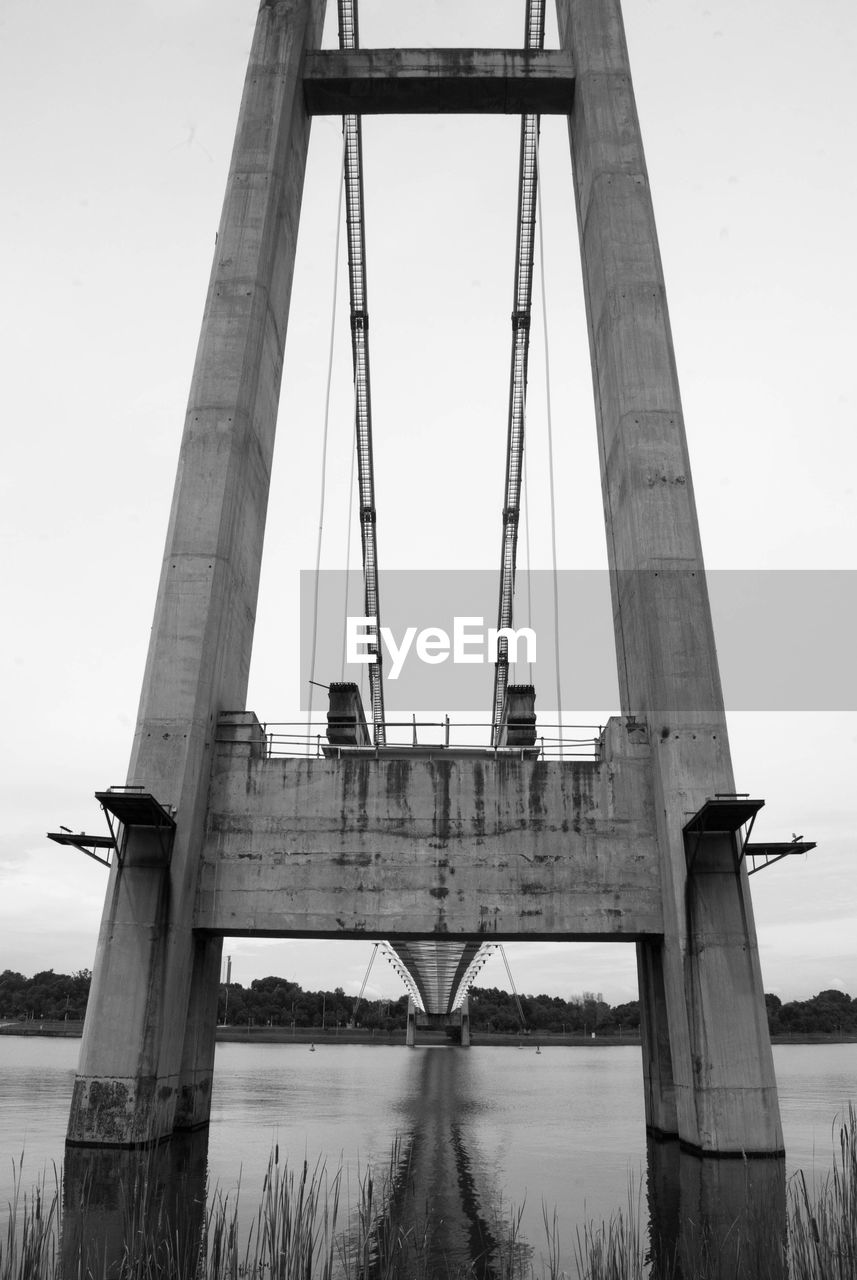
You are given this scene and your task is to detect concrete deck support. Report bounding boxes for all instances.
[557,0,781,1154]
[67,0,327,1147]
[406,1001,471,1048]
[460,998,471,1048]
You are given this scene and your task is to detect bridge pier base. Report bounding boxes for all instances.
[406,998,417,1048]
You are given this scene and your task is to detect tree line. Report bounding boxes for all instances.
[0,969,92,1022]
[3,968,857,1037]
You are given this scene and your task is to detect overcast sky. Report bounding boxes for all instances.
[1,0,854,1007]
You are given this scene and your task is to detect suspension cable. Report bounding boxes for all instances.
[522,449,534,684]
[491,0,546,742]
[338,0,386,744]
[307,130,347,737]
[352,941,379,1023]
[535,134,564,754]
[499,944,527,1030]
[340,378,358,681]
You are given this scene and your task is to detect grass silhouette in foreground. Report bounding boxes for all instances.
[2,1108,856,1279]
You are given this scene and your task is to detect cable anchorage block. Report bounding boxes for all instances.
[511,310,531,331]
[350,310,369,332]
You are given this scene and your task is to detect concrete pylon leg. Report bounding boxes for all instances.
[67,0,328,1148]
[459,998,471,1048]
[637,940,677,1137]
[557,0,782,1153]
[175,934,223,1130]
[406,998,417,1048]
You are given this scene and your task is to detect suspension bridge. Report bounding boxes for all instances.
[51,0,813,1161]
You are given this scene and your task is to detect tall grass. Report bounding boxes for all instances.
[2,1109,857,1279]
[571,1107,857,1280]
[788,1104,857,1280]
[572,1179,649,1280]
[2,1157,61,1280]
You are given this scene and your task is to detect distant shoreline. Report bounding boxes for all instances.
[2,1020,856,1048]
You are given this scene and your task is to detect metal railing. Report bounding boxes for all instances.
[259,718,603,761]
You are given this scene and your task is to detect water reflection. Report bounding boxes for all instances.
[647,1136,786,1279]
[389,1046,531,1277]
[62,1050,788,1280]
[63,1130,208,1277]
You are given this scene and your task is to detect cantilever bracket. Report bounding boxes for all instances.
[746,840,816,876]
[46,828,116,868]
[683,795,765,875]
[95,787,176,867]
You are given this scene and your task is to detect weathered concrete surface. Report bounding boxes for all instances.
[303,48,574,115]
[195,716,662,939]
[558,0,782,1154]
[68,0,328,1148]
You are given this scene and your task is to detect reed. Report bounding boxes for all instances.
[572,1178,648,1280]
[787,1104,857,1280]
[2,1109,856,1279]
[2,1155,61,1280]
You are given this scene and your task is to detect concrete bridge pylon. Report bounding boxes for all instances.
[406,998,472,1049]
[67,0,786,1159]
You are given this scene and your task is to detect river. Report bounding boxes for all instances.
[1,1038,855,1273]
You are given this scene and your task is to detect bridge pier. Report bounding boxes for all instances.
[405,997,472,1048]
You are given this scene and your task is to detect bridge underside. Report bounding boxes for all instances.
[385,941,484,1016]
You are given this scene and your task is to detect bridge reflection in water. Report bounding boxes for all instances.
[380,1047,529,1278]
[63,1048,786,1279]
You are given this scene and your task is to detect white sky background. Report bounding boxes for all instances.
[0,0,854,1007]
